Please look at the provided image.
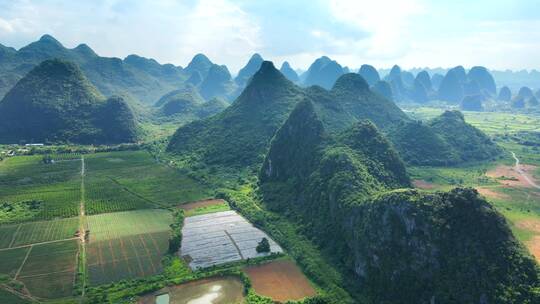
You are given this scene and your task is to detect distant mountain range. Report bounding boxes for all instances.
[167,61,501,168]
[2,35,538,110]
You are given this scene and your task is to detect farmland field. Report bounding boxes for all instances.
[404,107,540,135]
[0,155,81,221]
[181,210,283,270]
[181,199,231,217]
[83,151,211,214]
[0,217,78,249]
[0,289,30,304]
[18,240,79,298]
[86,209,173,285]
[406,108,540,262]
[244,260,317,302]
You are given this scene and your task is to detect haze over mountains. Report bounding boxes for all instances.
[1,32,540,304]
[167,61,501,169]
[0,34,529,152]
[1,35,539,108]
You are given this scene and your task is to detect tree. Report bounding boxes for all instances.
[256,237,270,253]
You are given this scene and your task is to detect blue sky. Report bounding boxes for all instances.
[0,0,539,73]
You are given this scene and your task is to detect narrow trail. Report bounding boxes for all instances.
[511,152,540,190]
[79,156,87,301]
[0,237,78,252]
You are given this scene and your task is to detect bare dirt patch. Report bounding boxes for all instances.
[180,199,226,211]
[475,187,510,200]
[244,260,317,302]
[526,236,540,261]
[412,180,436,189]
[487,165,539,188]
[516,219,540,234]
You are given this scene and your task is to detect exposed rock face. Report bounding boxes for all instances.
[260,102,539,304]
[358,64,381,86]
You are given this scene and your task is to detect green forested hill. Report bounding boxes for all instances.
[153,85,227,122]
[168,62,501,169]
[259,101,540,303]
[0,35,186,104]
[0,59,138,144]
[167,61,304,168]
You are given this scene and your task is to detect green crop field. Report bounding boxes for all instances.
[404,107,540,135]
[0,247,30,276]
[0,289,30,304]
[0,239,78,299]
[0,217,79,249]
[87,231,169,285]
[17,240,78,299]
[84,151,211,214]
[85,209,172,285]
[0,155,81,222]
[86,209,172,241]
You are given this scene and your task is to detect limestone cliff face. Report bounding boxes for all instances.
[260,102,540,304]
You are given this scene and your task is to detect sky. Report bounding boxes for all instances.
[0,0,539,73]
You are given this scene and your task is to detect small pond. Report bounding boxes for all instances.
[139,276,244,304]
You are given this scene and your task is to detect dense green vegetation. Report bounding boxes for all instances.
[153,85,227,122]
[0,59,138,144]
[258,101,540,303]
[0,35,186,104]
[168,63,501,169]
[167,61,305,169]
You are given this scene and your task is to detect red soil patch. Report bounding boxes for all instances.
[486,165,539,188]
[516,219,540,234]
[475,187,510,200]
[412,180,435,189]
[516,219,540,262]
[526,236,540,262]
[244,260,316,303]
[180,199,226,211]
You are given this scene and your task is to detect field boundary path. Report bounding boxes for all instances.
[14,245,32,279]
[224,230,245,259]
[512,152,540,190]
[79,156,87,301]
[0,237,78,252]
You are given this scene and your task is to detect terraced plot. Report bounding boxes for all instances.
[85,209,173,285]
[181,211,283,270]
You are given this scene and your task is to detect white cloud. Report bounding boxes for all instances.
[0,17,14,33]
[0,0,261,72]
[328,0,425,58]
